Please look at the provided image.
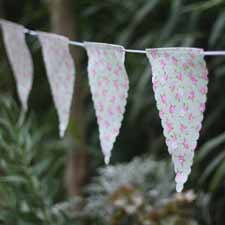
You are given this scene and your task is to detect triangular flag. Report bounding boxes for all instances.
[38,32,75,137]
[85,42,129,164]
[0,19,33,111]
[146,48,208,192]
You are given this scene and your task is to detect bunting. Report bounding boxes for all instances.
[38,32,75,138]
[146,48,208,192]
[85,42,129,164]
[0,19,33,111]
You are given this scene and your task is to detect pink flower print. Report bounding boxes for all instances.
[161,94,167,105]
[159,110,164,118]
[182,138,189,150]
[113,68,120,76]
[97,115,103,122]
[163,52,170,60]
[91,68,96,77]
[103,120,110,128]
[202,71,208,81]
[120,93,126,101]
[171,56,178,65]
[114,80,119,90]
[98,102,104,112]
[107,63,112,71]
[188,90,195,101]
[102,89,107,96]
[160,59,166,68]
[175,89,184,101]
[180,105,188,117]
[200,87,207,95]
[178,154,185,165]
[188,60,195,68]
[180,123,187,132]
[116,105,122,114]
[122,80,129,89]
[108,106,114,116]
[170,136,178,150]
[96,49,101,56]
[169,104,176,114]
[200,103,205,112]
[152,80,159,91]
[165,120,174,133]
[151,49,158,59]
[188,113,194,121]
[177,73,183,81]
[117,65,123,72]
[110,96,116,103]
[189,73,197,85]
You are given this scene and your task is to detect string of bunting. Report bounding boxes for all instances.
[0,19,222,192]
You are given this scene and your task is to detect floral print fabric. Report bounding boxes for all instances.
[85,42,129,164]
[146,48,208,192]
[38,32,75,137]
[0,19,33,111]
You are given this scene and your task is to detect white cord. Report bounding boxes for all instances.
[24,29,225,56]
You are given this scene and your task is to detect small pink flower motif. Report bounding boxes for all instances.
[200,87,207,95]
[114,68,120,76]
[188,113,194,121]
[188,60,195,68]
[165,120,174,133]
[114,80,119,90]
[91,68,96,76]
[110,96,116,103]
[163,52,170,60]
[96,49,101,56]
[107,63,112,71]
[120,93,126,101]
[202,71,208,81]
[97,115,103,122]
[152,80,159,91]
[178,154,185,165]
[177,73,183,81]
[188,90,195,101]
[180,123,187,132]
[98,102,104,112]
[151,49,158,59]
[171,56,178,65]
[116,105,122,114]
[170,136,178,150]
[160,59,166,68]
[103,120,110,128]
[189,73,197,85]
[183,138,189,150]
[117,65,123,72]
[108,107,114,116]
[159,110,164,117]
[169,104,176,114]
[161,94,167,104]
[122,80,129,89]
[175,89,184,101]
[200,103,205,112]
[102,89,107,96]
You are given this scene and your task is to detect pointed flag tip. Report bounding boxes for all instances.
[176,183,184,192]
[104,155,111,165]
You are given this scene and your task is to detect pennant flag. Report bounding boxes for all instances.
[38,32,75,138]
[0,19,33,111]
[85,42,129,164]
[146,48,208,192]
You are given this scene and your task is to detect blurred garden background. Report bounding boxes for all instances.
[0,0,225,224]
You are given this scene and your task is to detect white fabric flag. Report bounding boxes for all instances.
[38,32,75,137]
[146,48,208,192]
[0,19,33,111]
[85,42,129,164]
